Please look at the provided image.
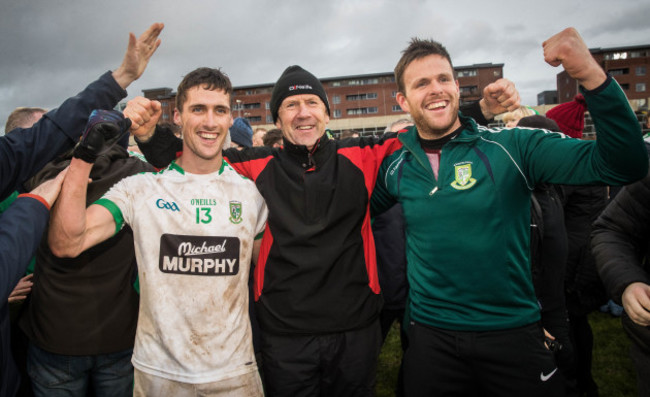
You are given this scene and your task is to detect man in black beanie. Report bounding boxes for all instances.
[269,65,331,123]
[129,63,520,396]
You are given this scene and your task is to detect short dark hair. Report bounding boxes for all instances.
[262,128,283,147]
[339,129,360,139]
[176,67,233,111]
[394,38,454,94]
[5,107,47,133]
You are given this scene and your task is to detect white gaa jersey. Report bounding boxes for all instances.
[96,160,267,384]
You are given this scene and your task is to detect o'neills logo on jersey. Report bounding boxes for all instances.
[288,84,312,91]
[159,234,240,276]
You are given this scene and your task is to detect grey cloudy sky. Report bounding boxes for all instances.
[1,0,649,134]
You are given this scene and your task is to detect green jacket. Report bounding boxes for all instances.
[371,78,648,331]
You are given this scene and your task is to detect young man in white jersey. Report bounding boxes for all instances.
[48,67,268,396]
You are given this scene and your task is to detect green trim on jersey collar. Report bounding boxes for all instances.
[169,159,227,175]
[169,161,185,175]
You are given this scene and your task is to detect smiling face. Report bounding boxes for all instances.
[174,86,233,173]
[274,94,330,150]
[396,54,461,140]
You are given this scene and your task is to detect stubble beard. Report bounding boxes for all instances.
[415,108,460,140]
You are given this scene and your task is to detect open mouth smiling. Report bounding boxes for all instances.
[425,100,448,111]
[197,131,219,140]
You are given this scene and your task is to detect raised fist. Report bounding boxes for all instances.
[73,109,132,163]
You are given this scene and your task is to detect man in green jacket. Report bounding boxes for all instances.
[371,28,648,396]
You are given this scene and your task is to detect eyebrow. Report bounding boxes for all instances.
[188,103,230,110]
[412,77,430,86]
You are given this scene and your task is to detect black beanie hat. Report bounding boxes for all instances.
[270,65,330,123]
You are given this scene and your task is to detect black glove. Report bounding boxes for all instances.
[73,109,132,163]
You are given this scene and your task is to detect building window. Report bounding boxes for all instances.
[459,86,478,95]
[392,91,397,98]
[636,66,647,76]
[630,51,647,58]
[346,93,378,101]
[265,102,270,109]
[332,95,341,104]
[493,70,501,77]
[266,115,273,123]
[245,116,262,123]
[348,78,379,86]
[604,52,628,60]
[457,69,477,78]
[333,78,380,87]
[392,105,403,112]
[609,68,629,76]
[637,83,647,92]
[162,113,169,120]
[620,83,630,90]
[243,103,261,109]
[333,109,342,118]
[347,107,378,115]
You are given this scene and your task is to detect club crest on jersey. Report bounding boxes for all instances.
[229,201,242,224]
[451,163,477,190]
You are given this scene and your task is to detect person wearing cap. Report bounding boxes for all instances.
[230,117,254,149]
[128,62,519,396]
[371,28,647,396]
[546,94,587,139]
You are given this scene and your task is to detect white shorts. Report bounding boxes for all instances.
[133,367,264,397]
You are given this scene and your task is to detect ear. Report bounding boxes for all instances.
[173,108,181,126]
[396,92,410,113]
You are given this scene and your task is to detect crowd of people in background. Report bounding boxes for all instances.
[1,22,649,397]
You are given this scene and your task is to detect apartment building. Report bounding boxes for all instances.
[557,44,649,109]
[142,63,503,137]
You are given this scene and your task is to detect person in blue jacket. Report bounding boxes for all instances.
[0,22,163,397]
